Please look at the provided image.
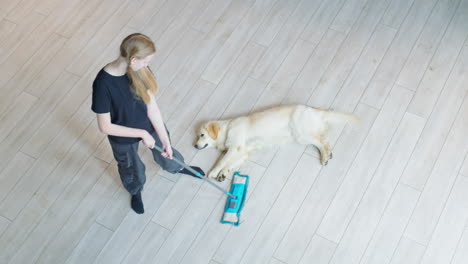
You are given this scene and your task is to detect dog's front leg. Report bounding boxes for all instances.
[219,150,249,180]
[208,146,244,181]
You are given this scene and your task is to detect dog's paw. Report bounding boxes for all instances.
[320,155,331,166]
[215,168,232,182]
[216,174,226,182]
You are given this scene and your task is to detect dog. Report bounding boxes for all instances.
[194,104,359,181]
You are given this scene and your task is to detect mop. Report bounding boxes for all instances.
[153,145,249,226]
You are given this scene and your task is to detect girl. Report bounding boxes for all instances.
[91,33,204,214]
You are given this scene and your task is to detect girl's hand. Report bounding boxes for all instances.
[161,142,173,159]
[141,131,155,149]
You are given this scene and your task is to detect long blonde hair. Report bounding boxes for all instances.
[120,33,158,104]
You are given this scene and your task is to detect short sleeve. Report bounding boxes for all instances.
[91,77,110,114]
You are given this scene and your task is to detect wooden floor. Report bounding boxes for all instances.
[0,0,468,263]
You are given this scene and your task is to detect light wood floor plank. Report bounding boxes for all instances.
[166,79,217,143]
[300,0,346,45]
[95,186,130,231]
[253,38,315,110]
[156,0,252,85]
[126,0,166,30]
[64,223,114,264]
[451,226,468,264]
[66,0,142,76]
[55,0,105,38]
[327,112,425,264]
[298,235,337,264]
[329,0,369,34]
[154,27,206,88]
[149,0,210,69]
[0,101,96,221]
[201,0,278,84]
[282,28,346,106]
[191,0,233,34]
[0,18,16,40]
[396,0,461,90]
[0,0,83,76]
[400,44,468,190]
[154,0,256,102]
[223,77,268,120]
[24,3,124,97]
[360,0,440,108]
[380,0,415,29]
[331,23,396,113]
[404,91,468,245]
[360,185,421,264]
[92,176,173,264]
[461,154,468,178]
[0,215,9,237]
[35,0,63,16]
[143,0,193,43]
[419,175,468,264]
[0,152,35,205]
[93,137,114,164]
[10,160,115,264]
[251,0,301,47]
[0,155,106,263]
[240,153,322,263]
[250,0,322,83]
[406,0,468,118]
[0,0,22,17]
[5,0,42,23]
[0,120,102,263]
[0,11,45,80]
[0,71,79,178]
[316,86,413,243]
[274,103,378,264]
[0,33,66,115]
[389,237,426,264]
[0,92,37,143]
[120,222,170,264]
[307,0,392,109]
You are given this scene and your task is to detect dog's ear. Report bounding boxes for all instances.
[206,122,220,140]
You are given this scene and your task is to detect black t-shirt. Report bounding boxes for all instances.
[91,69,154,144]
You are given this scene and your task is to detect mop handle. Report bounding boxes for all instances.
[152,145,236,199]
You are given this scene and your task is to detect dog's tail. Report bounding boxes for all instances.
[323,110,360,124]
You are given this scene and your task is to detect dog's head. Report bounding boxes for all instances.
[194,121,220,150]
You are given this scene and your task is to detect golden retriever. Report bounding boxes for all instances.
[195,104,358,181]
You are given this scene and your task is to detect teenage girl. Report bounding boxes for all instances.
[91,33,204,214]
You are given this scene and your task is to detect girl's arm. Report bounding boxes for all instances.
[146,91,173,158]
[96,113,155,148]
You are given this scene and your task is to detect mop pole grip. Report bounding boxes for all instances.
[152,145,236,199]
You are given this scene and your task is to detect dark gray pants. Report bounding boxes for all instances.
[109,129,184,195]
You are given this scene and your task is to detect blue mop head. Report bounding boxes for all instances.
[221,172,249,226]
